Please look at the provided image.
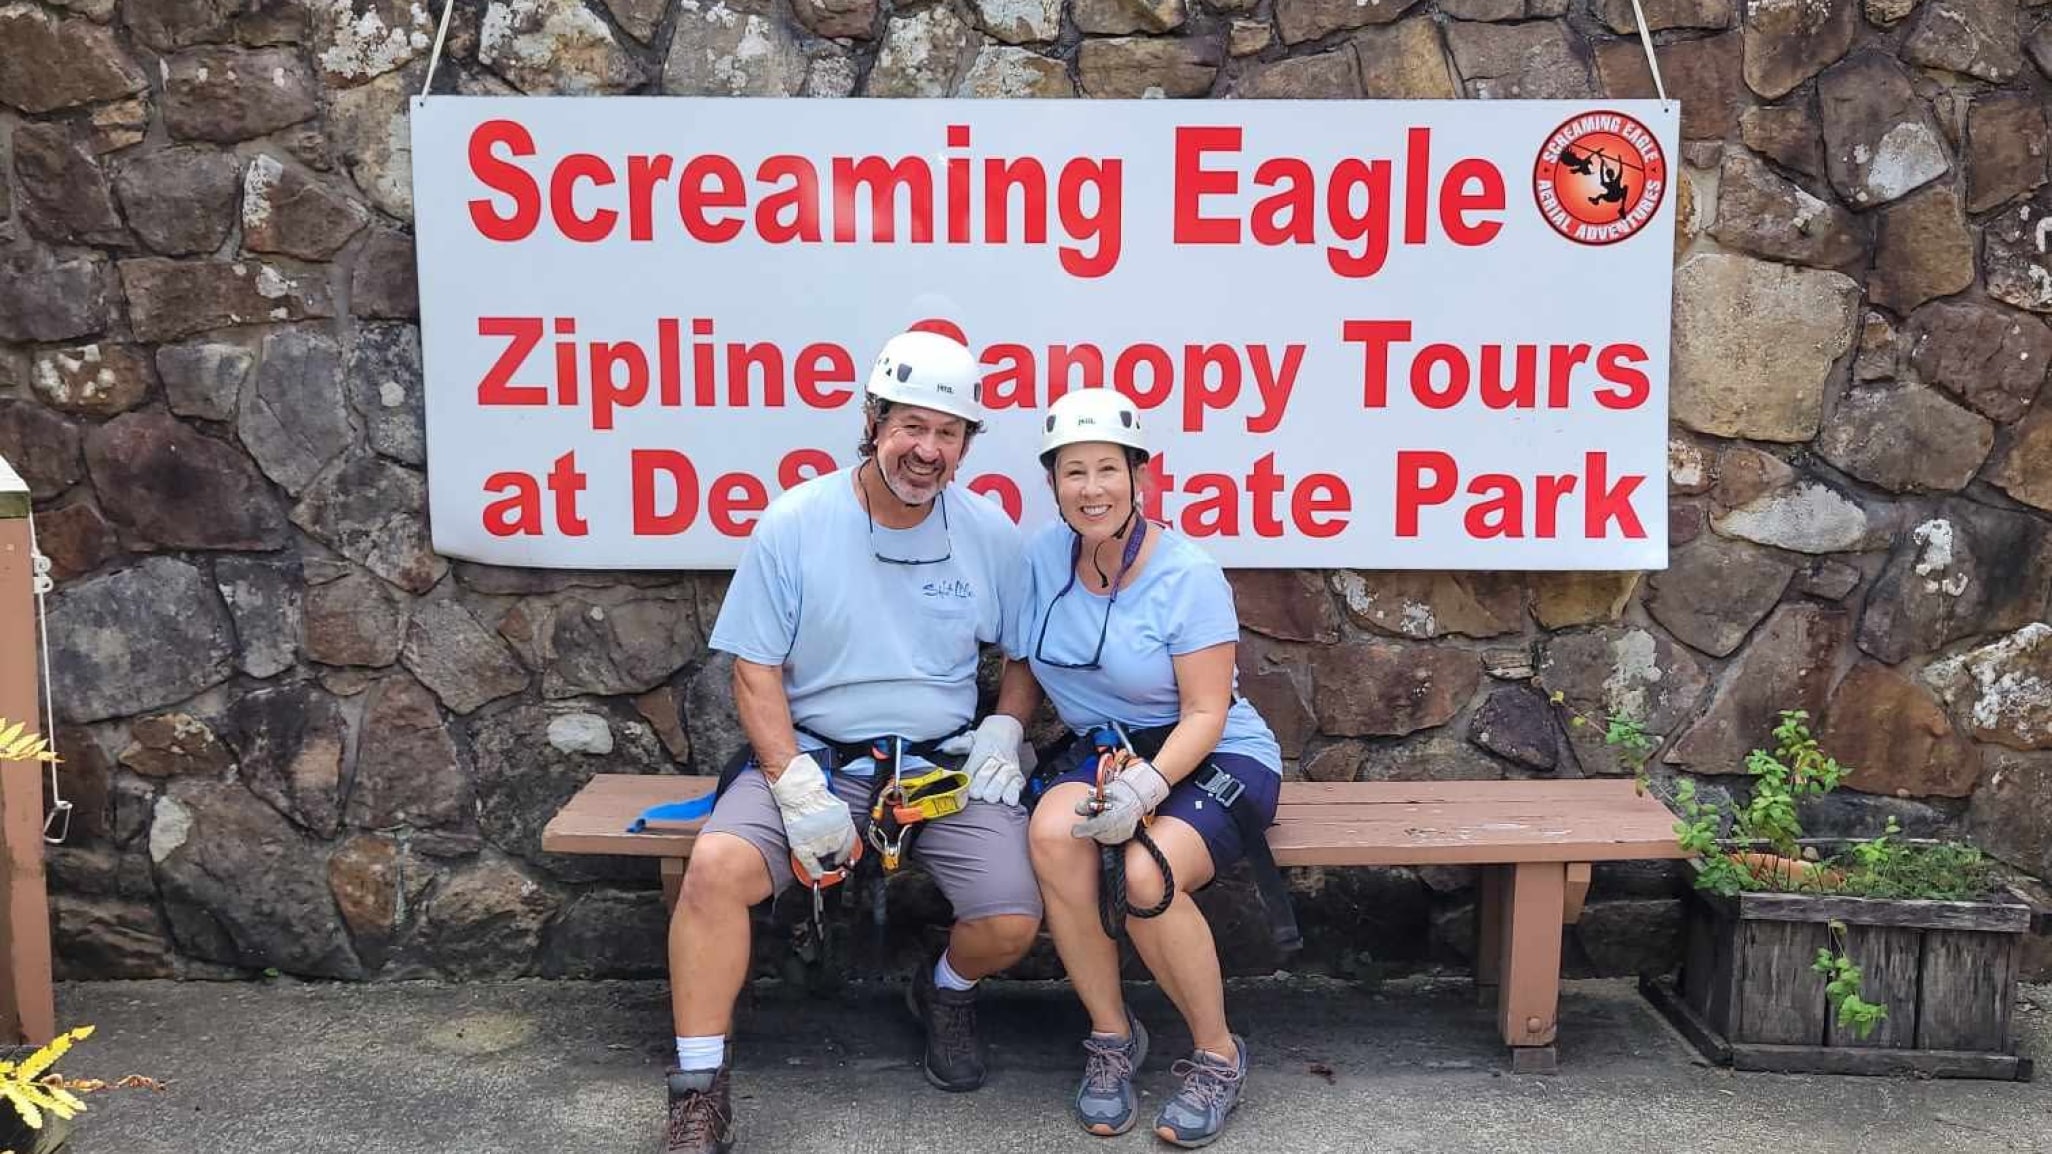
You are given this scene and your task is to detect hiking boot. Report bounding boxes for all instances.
[663,1066,735,1154]
[907,959,986,1091]
[1153,1036,1248,1149]
[1073,1010,1149,1137]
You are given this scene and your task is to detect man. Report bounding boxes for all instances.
[661,327,1044,1154]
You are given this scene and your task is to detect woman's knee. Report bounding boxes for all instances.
[1028,789,1092,871]
[1120,840,1172,913]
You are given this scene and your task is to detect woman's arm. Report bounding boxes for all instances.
[1145,641,1236,784]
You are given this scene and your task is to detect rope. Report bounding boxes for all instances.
[1097,829,1174,941]
[1628,0,1671,107]
[420,0,458,98]
[23,514,67,845]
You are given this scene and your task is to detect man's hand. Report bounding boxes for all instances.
[767,753,857,881]
[1070,759,1171,845]
[942,714,1028,807]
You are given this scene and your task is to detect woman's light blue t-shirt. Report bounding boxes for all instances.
[1004,520,1283,774]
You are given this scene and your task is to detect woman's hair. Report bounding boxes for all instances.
[857,397,983,459]
[1042,443,1149,476]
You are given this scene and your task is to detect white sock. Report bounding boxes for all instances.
[934,951,977,992]
[675,1034,725,1071]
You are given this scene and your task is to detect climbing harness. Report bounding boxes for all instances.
[1029,721,1303,953]
[626,722,972,969]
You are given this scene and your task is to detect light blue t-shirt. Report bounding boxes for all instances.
[709,465,1021,768]
[1003,520,1282,773]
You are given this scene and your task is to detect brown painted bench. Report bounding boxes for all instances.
[543,774,1691,1072]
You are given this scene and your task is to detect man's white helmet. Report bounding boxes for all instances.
[1039,387,1148,466]
[865,330,983,425]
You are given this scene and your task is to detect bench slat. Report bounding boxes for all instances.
[542,774,1689,866]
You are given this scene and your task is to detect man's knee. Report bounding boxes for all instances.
[965,912,1041,960]
[678,835,771,915]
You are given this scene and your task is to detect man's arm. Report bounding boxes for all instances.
[732,657,801,782]
[992,657,1043,728]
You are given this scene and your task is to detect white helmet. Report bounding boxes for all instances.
[1039,387,1148,466]
[865,330,983,425]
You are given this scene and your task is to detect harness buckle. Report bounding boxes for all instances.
[1196,766,1245,809]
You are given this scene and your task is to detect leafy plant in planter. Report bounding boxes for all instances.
[1668,710,1995,905]
[1632,709,2034,1079]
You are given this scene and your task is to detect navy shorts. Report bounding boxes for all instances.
[1045,750,1281,877]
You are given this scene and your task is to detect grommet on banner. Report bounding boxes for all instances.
[1627,0,1672,112]
[420,0,458,98]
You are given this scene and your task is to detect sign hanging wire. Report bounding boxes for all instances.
[421,0,458,98]
[1628,0,1671,108]
[24,514,67,845]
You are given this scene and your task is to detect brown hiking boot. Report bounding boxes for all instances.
[906,959,986,1091]
[663,1066,734,1154]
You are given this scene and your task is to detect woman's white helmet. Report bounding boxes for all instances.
[865,329,983,426]
[1039,387,1148,467]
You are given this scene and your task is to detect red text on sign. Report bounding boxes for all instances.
[1394,450,1645,540]
[466,119,1125,278]
[1342,320,1650,411]
[1174,126,1505,278]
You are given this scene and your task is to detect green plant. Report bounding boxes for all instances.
[1813,921,1887,1040]
[1542,689,1661,792]
[1735,710,1848,860]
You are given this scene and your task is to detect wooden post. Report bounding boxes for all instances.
[1499,860,1566,1073]
[0,457,55,1045]
[1475,865,1504,1005]
[661,857,685,914]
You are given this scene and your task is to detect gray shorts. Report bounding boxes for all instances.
[702,763,1043,923]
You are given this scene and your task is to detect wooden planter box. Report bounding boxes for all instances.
[1643,859,2037,1081]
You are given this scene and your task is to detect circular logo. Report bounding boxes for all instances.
[1533,111,1667,246]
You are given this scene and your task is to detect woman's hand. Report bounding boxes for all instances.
[1071,758,1171,844]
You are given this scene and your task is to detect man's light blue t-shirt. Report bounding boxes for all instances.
[1004,520,1282,773]
[709,465,1021,771]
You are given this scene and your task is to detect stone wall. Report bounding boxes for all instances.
[0,0,2049,985]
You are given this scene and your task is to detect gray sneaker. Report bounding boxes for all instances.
[1153,1036,1247,1149]
[1073,1011,1149,1137]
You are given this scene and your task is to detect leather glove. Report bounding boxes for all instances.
[941,714,1027,808]
[767,753,857,882]
[1071,759,1172,845]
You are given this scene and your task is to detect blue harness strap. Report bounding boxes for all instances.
[625,762,842,833]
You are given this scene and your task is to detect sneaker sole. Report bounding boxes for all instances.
[1076,1015,1149,1138]
[1154,1115,1232,1150]
[905,979,986,1093]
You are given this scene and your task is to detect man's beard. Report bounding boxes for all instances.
[877,449,948,505]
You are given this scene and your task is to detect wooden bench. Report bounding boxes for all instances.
[543,774,1692,1072]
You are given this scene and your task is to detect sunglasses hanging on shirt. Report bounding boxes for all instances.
[861,459,954,566]
[1033,513,1148,671]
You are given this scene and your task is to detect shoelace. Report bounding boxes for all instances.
[666,1087,729,1149]
[1081,1035,1138,1095]
[932,995,979,1061]
[1168,1055,1244,1112]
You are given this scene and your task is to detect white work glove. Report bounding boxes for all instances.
[767,753,857,882]
[1070,759,1172,845]
[942,714,1027,807]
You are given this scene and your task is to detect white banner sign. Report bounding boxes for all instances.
[411,96,1679,570]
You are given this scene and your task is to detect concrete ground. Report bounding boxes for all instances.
[40,973,2052,1154]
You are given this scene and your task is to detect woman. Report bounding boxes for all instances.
[1004,387,1284,1148]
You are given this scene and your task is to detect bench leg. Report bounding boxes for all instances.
[1499,860,1566,1070]
[1563,862,1593,925]
[1475,865,1505,1006]
[662,858,685,915]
